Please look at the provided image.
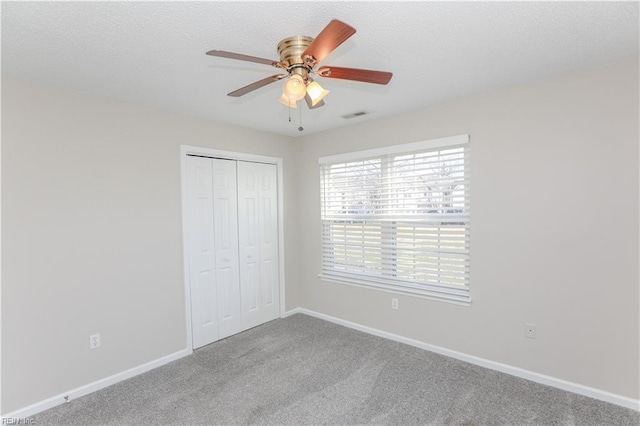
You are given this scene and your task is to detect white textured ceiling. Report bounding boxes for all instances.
[2,1,638,137]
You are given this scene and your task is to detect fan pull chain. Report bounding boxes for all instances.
[298,104,303,132]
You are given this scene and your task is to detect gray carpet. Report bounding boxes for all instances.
[33,314,639,425]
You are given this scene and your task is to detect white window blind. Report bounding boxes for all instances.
[319,135,470,304]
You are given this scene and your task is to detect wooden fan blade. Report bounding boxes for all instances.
[228,74,287,97]
[206,50,284,68]
[304,93,325,109]
[302,20,356,65]
[317,66,392,85]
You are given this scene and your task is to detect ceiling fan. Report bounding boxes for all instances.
[206,19,392,109]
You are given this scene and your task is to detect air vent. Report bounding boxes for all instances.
[341,111,368,119]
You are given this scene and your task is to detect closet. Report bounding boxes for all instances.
[185,155,279,349]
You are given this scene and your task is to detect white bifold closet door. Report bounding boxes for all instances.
[237,161,280,330]
[186,156,279,350]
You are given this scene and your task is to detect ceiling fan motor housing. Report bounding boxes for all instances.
[277,36,314,80]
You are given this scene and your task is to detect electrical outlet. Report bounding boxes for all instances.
[391,298,399,310]
[90,333,101,349]
[525,323,536,339]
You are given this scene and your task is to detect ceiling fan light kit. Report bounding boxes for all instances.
[206,19,392,111]
[282,74,306,101]
[305,81,330,107]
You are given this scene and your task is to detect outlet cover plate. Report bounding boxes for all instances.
[90,333,101,349]
[525,323,536,339]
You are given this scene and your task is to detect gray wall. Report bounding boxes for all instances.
[1,78,299,412]
[296,60,639,400]
[2,59,638,413]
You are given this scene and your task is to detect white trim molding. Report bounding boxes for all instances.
[318,134,469,164]
[288,308,640,412]
[4,309,637,418]
[2,349,190,419]
[318,274,471,306]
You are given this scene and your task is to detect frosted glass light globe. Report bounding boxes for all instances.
[283,75,306,101]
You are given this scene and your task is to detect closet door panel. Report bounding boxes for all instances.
[238,162,261,329]
[257,164,279,321]
[211,159,242,339]
[186,156,219,349]
[238,161,280,330]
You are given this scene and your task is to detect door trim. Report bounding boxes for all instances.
[180,145,286,351]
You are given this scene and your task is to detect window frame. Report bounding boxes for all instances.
[318,134,471,305]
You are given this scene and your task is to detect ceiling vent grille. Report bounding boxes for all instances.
[341,111,368,119]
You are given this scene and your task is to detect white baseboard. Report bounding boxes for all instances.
[2,348,191,419]
[282,307,304,317]
[5,310,638,418]
[291,307,640,412]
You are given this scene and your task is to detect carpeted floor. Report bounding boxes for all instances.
[33,314,639,425]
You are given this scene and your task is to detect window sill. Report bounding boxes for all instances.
[318,273,471,306]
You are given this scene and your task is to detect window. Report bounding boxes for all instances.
[319,135,470,304]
